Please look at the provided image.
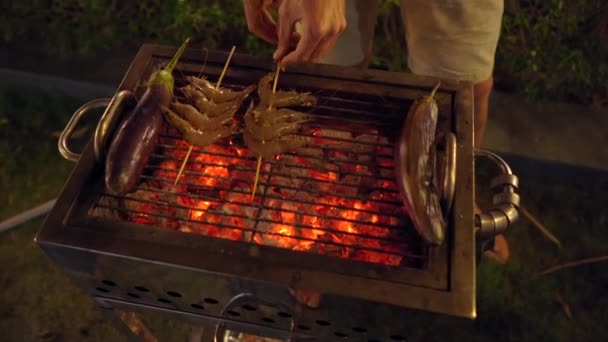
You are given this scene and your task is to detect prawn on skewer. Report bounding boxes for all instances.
[164,47,256,150]
[257,72,316,108]
[243,102,312,142]
[244,71,316,162]
[247,70,317,200]
[163,107,237,147]
[170,102,234,131]
[186,75,256,103]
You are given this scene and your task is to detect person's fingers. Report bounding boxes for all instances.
[308,21,346,62]
[273,3,302,61]
[243,0,278,44]
[279,26,323,68]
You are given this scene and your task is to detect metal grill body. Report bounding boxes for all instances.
[36,44,476,341]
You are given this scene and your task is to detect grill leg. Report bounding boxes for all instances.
[95,298,158,342]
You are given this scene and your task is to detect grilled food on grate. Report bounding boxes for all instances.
[243,72,317,161]
[395,82,446,246]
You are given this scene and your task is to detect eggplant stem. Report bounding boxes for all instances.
[429,81,441,98]
[164,37,191,74]
[174,46,237,185]
[251,65,281,201]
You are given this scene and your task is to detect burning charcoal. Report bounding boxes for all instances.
[253,230,302,250]
[288,288,322,309]
[119,189,179,229]
[89,196,122,220]
[310,127,352,140]
[269,174,304,192]
[302,241,346,258]
[354,132,388,145]
[188,187,221,199]
[289,147,328,165]
[223,190,260,219]
[179,226,195,233]
[352,249,403,266]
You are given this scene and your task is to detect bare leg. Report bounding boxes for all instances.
[473,77,493,148]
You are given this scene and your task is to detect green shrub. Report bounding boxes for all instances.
[496,0,608,104]
[371,0,608,105]
[2,0,606,105]
[1,0,271,55]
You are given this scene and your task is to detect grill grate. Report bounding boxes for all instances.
[90,77,429,268]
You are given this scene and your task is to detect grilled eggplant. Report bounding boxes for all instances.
[395,82,446,245]
[105,38,190,195]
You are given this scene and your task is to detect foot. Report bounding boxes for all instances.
[475,204,510,264]
[482,234,510,264]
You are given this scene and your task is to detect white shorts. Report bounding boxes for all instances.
[321,0,504,83]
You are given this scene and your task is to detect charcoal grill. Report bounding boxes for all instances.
[36,43,519,341]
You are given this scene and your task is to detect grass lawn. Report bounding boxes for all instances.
[0,81,607,341]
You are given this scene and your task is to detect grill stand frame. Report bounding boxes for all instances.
[36,44,477,341]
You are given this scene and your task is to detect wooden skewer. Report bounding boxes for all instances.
[174,46,237,185]
[250,65,281,201]
[536,255,608,278]
[520,205,562,248]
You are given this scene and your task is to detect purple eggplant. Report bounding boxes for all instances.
[104,38,190,195]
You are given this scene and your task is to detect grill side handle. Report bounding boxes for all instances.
[58,90,135,162]
[436,132,457,216]
[474,149,520,240]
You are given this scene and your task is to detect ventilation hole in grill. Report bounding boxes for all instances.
[158,298,172,304]
[277,311,292,318]
[204,297,218,304]
[390,335,405,341]
[261,317,275,323]
[315,320,331,326]
[352,327,368,333]
[134,286,149,292]
[226,310,240,317]
[101,280,116,287]
[166,291,182,298]
[334,332,348,338]
[95,287,109,293]
[127,292,140,299]
[191,304,204,310]
[297,325,311,331]
[242,304,257,311]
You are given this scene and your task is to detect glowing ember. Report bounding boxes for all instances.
[103,127,421,267]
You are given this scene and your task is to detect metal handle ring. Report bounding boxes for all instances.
[58,98,110,162]
[58,90,136,163]
[214,293,296,342]
[474,148,520,241]
[435,132,457,215]
[475,148,514,175]
[93,90,136,160]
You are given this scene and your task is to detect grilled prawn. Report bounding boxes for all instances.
[185,75,256,103]
[163,107,237,147]
[258,72,316,108]
[244,103,311,141]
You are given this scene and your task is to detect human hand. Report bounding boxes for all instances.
[273,0,347,68]
[243,0,280,44]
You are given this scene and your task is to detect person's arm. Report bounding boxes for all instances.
[243,0,347,68]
